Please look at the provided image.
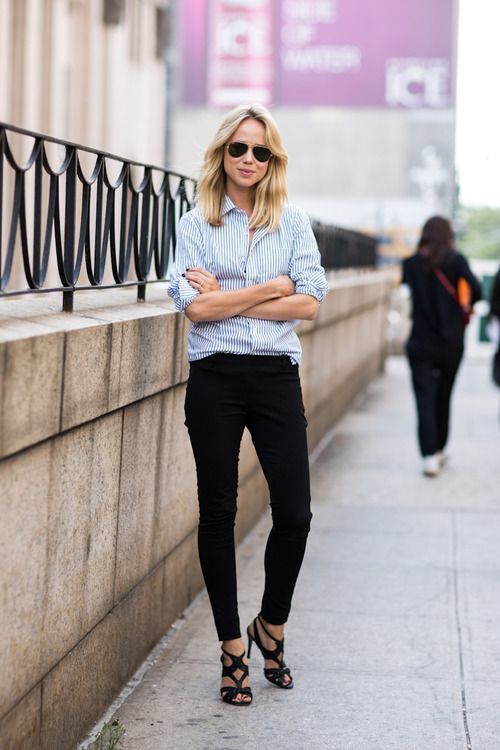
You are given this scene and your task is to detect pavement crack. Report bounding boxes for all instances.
[452,511,473,750]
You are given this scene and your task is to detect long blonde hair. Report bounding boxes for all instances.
[196,104,288,231]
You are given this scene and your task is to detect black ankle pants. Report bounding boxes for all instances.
[184,354,312,642]
[407,342,463,457]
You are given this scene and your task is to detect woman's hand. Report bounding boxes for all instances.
[268,275,296,298]
[184,267,220,294]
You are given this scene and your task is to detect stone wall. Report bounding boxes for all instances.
[0,272,390,749]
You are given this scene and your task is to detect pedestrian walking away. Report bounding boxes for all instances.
[402,215,482,477]
[168,104,328,706]
[488,265,500,387]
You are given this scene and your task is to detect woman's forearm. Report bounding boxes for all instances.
[242,294,319,321]
[185,278,293,322]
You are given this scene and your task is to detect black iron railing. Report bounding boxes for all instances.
[0,122,196,310]
[312,220,377,270]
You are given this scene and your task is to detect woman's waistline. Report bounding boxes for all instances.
[189,353,299,370]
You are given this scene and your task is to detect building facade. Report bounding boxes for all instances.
[0,0,170,165]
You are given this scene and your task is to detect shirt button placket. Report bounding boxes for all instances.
[241,212,250,286]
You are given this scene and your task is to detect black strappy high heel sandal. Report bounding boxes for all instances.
[247,615,294,689]
[220,648,253,706]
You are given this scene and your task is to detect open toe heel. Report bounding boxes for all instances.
[246,614,294,690]
[220,648,253,706]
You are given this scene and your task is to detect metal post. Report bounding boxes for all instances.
[63,290,74,312]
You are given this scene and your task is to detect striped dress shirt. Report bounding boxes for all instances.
[168,196,329,364]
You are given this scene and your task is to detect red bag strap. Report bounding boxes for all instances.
[433,268,458,302]
[433,268,470,326]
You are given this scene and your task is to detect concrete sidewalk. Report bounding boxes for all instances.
[91,353,499,750]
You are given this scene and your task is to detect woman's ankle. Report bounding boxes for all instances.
[222,637,246,655]
[259,616,285,639]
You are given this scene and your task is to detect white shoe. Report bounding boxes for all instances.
[422,455,440,477]
[436,450,449,467]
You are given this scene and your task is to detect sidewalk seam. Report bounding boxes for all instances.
[451,511,473,750]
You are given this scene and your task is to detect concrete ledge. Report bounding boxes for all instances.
[0,286,183,460]
[0,442,51,715]
[306,351,383,449]
[0,685,41,750]
[0,271,391,749]
[40,564,165,750]
[61,323,120,430]
[43,413,123,670]
[40,531,203,750]
[0,331,64,458]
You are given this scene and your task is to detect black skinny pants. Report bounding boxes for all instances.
[407,343,463,457]
[184,354,312,642]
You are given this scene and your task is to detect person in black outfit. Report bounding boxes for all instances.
[490,266,500,386]
[402,216,482,476]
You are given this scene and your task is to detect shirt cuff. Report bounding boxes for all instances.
[295,283,328,303]
[168,279,199,312]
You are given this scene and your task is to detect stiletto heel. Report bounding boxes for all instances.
[247,635,253,658]
[220,648,253,706]
[246,614,293,689]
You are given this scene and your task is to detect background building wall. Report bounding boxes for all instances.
[171,105,456,235]
[0,0,169,165]
[0,0,173,293]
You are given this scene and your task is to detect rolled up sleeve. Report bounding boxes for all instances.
[289,210,329,302]
[168,213,203,312]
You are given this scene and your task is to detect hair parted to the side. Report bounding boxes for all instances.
[417,215,455,270]
[196,104,288,231]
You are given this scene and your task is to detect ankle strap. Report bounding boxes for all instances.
[221,647,246,664]
[258,615,284,648]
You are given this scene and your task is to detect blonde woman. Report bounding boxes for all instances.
[168,104,328,706]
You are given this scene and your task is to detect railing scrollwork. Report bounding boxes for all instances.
[0,122,196,310]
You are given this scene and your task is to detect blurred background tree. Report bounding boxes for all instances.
[458,206,500,260]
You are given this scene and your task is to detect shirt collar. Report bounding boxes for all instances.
[221,195,237,216]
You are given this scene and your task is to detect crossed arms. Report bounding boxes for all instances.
[183,267,319,323]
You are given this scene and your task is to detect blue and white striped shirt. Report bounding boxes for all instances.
[168,196,329,363]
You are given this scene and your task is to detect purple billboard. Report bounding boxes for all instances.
[181,0,456,109]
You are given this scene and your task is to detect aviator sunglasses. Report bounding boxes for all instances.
[226,141,273,163]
